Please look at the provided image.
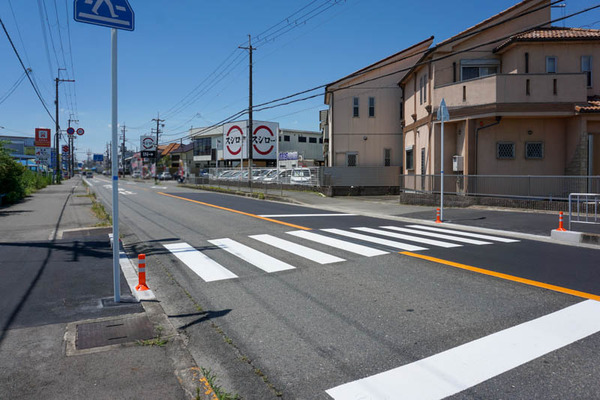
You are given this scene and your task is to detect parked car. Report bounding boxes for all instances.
[158,171,172,180]
[131,171,141,179]
[263,169,292,184]
[85,171,93,179]
[290,168,311,185]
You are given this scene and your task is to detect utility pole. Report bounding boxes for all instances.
[55,69,75,183]
[152,114,164,184]
[68,116,79,178]
[121,124,127,175]
[239,35,256,183]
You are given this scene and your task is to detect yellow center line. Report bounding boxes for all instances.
[400,251,600,302]
[158,192,312,231]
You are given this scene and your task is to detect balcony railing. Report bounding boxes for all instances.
[434,73,588,109]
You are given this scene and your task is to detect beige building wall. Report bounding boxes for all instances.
[326,38,433,167]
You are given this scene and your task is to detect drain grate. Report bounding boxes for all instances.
[76,314,154,350]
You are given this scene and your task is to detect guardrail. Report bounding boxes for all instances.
[568,193,600,230]
[401,175,600,201]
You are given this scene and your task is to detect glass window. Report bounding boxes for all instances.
[384,148,391,167]
[419,77,423,105]
[525,142,544,159]
[582,56,592,87]
[319,138,323,144]
[368,97,375,117]
[423,74,427,103]
[284,135,290,142]
[546,56,557,73]
[309,137,317,143]
[298,136,307,143]
[460,59,499,81]
[353,97,359,117]
[405,147,414,170]
[193,137,211,156]
[497,142,515,159]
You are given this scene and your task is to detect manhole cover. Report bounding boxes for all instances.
[76,314,154,350]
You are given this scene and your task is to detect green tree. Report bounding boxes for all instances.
[0,141,26,204]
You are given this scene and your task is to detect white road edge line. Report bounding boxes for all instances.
[326,300,600,400]
[163,242,238,282]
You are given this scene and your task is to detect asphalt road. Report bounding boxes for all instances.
[89,177,600,400]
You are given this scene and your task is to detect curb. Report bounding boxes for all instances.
[109,233,156,302]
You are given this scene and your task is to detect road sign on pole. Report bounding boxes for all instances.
[67,127,75,136]
[74,0,134,31]
[76,128,85,136]
[74,0,135,304]
[437,98,450,223]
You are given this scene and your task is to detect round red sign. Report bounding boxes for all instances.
[252,125,275,156]
[76,128,85,136]
[67,127,75,136]
[226,125,244,156]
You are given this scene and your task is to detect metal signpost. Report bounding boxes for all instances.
[74,0,134,303]
[437,99,450,223]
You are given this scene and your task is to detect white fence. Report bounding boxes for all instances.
[569,193,600,230]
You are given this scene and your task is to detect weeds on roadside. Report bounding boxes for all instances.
[137,326,169,347]
[198,367,239,400]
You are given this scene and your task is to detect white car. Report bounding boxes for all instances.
[290,168,311,185]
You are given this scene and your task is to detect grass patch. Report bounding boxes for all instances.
[88,192,112,226]
[197,367,239,400]
[137,326,169,347]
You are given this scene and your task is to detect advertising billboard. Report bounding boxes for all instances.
[222,120,278,160]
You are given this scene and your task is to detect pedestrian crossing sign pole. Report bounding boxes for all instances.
[74,0,135,303]
[437,99,450,223]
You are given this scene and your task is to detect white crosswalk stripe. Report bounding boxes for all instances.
[208,238,296,273]
[381,226,492,245]
[163,225,519,283]
[286,230,389,257]
[321,229,428,252]
[250,234,345,264]
[353,227,462,248]
[407,225,520,243]
[163,242,238,282]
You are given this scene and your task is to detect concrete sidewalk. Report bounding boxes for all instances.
[0,178,195,399]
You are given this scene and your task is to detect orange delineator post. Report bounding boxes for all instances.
[557,211,567,231]
[136,254,149,291]
[435,208,442,224]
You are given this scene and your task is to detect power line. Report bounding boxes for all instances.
[0,70,29,106]
[0,18,55,122]
[159,1,600,145]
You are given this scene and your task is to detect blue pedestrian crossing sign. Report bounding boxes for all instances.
[74,0,134,31]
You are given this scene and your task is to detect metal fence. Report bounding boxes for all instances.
[569,193,600,229]
[190,167,322,190]
[401,175,600,201]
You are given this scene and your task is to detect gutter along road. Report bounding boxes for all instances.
[88,177,600,400]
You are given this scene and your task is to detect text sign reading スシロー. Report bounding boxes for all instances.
[223,120,279,160]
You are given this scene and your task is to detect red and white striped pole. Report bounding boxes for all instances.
[556,211,567,232]
[135,254,149,291]
[435,208,442,224]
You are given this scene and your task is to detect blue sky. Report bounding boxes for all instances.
[0,0,597,159]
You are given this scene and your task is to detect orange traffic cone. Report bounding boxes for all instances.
[136,254,149,291]
[556,211,567,232]
[435,208,442,224]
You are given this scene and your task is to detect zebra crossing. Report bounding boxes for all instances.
[162,225,519,283]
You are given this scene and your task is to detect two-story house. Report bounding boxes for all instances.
[400,0,600,190]
[324,37,434,167]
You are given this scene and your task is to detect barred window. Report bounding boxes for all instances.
[497,142,515,159]
[525,142,544,159]
[347,152,357,167]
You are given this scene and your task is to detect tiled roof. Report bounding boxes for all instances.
[495,27,600,52]
[575,101,600,114]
